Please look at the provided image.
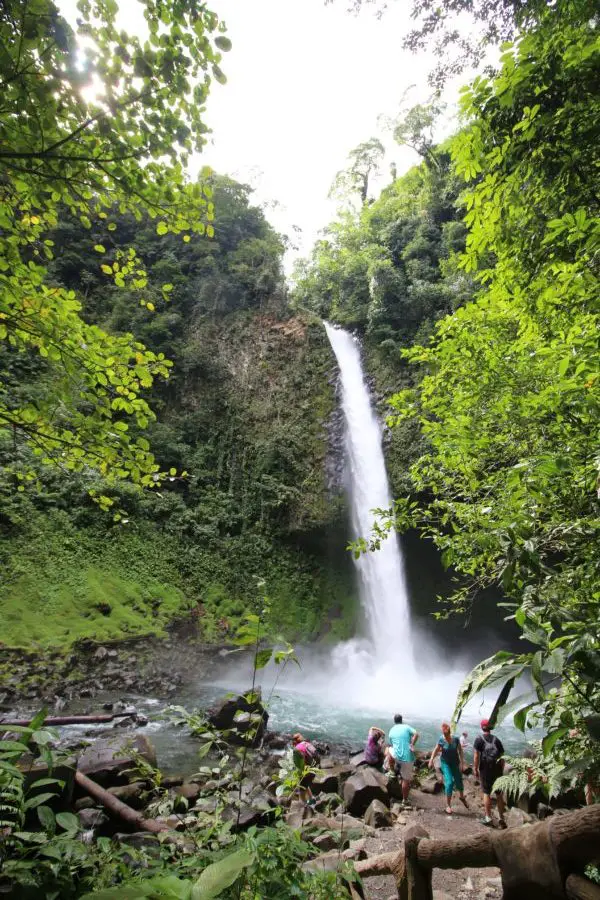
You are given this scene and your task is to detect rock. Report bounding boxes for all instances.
[222,794,275,831]
[115,832,160,852]
[207,688,268,746]
[77,733,156,786]
[432,893,455,900]
[314,792,341,814]
[301,851,342,874]
[311,771,340,794]
[312,832,340,852]
[94,647,109,660]
[162,775,184,788]
[343,768,389,817]
[537,802,553,819]
[349,751,368,768]
[78,808,108,830]
[349,838,367,859]
[74,796,96,811]
[176,782,202,802]
[506,807,533,828]
[106,781,147,809]
[286,799,314,830]
[420,774,444,795]
[364,798,393,828]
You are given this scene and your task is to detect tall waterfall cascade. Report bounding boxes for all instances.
[324,322,411,658]
[322,322,465,715]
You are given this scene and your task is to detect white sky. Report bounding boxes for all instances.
[60,0,478,269]
[203,0,455,267]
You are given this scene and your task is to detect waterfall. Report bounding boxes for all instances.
[324,322,411,658]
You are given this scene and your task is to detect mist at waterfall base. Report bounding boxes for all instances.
[205,323,498,736]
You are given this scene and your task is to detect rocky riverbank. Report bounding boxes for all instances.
[2,688,579,900]
[0,622,224,711]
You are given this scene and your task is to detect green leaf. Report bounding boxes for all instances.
[56,811,79,832]
[37,805,56,833]
[254,648,273,670]
[191,849,255,899]
[24,792,58,809]
[94,244,106,253]
[542,727,568,757]
[214,36,232,52]
[157,222,168,236]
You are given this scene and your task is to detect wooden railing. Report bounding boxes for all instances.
[354,804,600,900]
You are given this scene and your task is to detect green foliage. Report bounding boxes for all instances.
[0,0,229,487]
[385,5,600,782]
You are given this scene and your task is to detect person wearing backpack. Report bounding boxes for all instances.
[473,719,507,828]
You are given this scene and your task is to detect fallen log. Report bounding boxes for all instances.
[354,805,600,898]
[565,875,600,900]
[1,713,135,727]
[74,771,169,834]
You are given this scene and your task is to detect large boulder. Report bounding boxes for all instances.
[207,688,268,746]
[343,767,389,817]
[77,734,156,786]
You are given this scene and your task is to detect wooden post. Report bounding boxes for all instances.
[404,825,433,900]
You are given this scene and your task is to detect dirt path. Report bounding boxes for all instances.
[362,778,503,899]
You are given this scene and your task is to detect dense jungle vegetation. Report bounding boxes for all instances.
[0,0,599,895]
[299,0,600,805]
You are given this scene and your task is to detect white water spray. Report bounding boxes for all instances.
[320,322,466,717]
[324,322,411,657]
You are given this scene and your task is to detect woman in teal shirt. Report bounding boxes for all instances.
[429,722,470,815]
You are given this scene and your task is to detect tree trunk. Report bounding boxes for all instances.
[1,713,133,727]
[74,771,169,834]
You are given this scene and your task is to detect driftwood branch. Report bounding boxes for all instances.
[1,713,134,727]
[74,771,169,834]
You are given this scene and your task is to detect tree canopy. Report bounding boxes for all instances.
[386,5,600,790]
[0,0,229,489]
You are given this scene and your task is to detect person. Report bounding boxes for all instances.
[364,726,385,768]
[386,713,419,806]
[460,731,470,754]
[429,722,469,816]
[473,719,507,828]
[292,733,319,766]
[291,733,319,806]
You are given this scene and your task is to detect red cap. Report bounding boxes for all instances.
[480,719,491,730]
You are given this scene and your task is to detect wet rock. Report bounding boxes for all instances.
[77,733,156,786]
[176,782,202,803]
[115,832,161,852]
[207,689,268,746]
[107,781,147,809]
[78,808,108,830]
[365,798,394,828]
[162,775,184,788]
[343,768,389,817]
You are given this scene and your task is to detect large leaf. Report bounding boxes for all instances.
[542,727,569,757]
[191,849,255,900]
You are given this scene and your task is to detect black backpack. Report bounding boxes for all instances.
[480,734,502,766]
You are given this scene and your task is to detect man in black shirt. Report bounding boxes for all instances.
[473,718,507,828]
